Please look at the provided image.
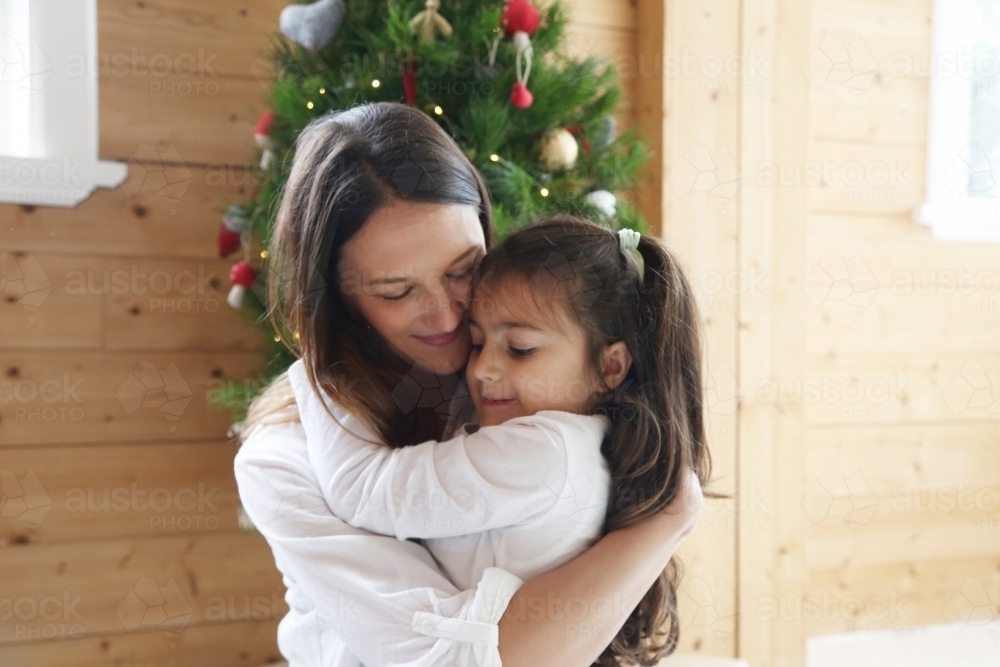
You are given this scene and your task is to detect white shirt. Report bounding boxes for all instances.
[286,359,613,596]
[234,385,524,666]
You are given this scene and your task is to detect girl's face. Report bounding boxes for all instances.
[466,280,605,427]
[339,200,486,375]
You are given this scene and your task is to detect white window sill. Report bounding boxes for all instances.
[914,202,1000,243]
[0,156,127,208]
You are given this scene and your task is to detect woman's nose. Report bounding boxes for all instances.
[422,284,462,332]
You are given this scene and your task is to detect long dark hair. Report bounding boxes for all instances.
[476,215,713,666]
[251,101,493,445]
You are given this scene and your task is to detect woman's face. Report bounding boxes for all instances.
[338,199,486,375]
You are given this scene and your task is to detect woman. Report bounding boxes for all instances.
[233,101,705,667]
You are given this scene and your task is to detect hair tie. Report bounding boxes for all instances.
[618,228,644,276]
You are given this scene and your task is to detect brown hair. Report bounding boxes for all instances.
[242,101,493,445]
[475,215,714,666]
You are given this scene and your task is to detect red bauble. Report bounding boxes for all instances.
[501,0,540,37]
[218,224,242,258]
[510,81,533,108]
[230,261,256,288]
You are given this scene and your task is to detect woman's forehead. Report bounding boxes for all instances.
[341,201,484,275]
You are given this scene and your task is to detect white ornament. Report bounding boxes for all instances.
[539,127,578,172]
[585,189,616,217]
[280,0,346,51]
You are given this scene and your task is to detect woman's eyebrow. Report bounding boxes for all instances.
[368,276,409,286]
[449,246,481,266]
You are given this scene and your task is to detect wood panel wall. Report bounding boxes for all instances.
[0,1,645,665]
[801,0,1000,640]
[1,2,300,665]
[651,0,1000,665]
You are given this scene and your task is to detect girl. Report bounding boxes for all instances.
[234,102,705,667]
[288,215,712,666]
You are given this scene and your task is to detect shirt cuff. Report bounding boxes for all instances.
[411,567,525,665]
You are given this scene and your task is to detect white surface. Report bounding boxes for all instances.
[916,0,1000,242]
[0,0,127,207]
[808,622,1000,667]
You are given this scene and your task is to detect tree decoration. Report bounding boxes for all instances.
[214,0,651,419]
[585,189,616,218]
[591,115,618,152]
[502,0,540,108]
[410,0,453,44]
[401,55,418,105]
[228,261,256,309]
[538,127,578,171]
[218,204,249,258]
[279,0,346,51]
[255,110,277,170]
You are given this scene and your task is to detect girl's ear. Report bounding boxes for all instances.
[600,341,633,390]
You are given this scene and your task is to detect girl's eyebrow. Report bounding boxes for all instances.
[470,319,543,333]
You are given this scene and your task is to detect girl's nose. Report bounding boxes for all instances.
[471,344,501,383]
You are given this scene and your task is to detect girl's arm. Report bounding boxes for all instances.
[301,376,586,539]
[235,418,702,667]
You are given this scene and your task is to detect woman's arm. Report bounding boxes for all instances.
[497,467,703,667]
[237,416,702,667]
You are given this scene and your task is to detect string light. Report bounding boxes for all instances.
[306,101,314,109]
[433,105,443,115]
[274,335,281,342]
[293,331,301,341]
[319,87,326,94]
[372,79,380,88]
[489,154,500,162]
[260,250,268,259]
[540,187,549,197]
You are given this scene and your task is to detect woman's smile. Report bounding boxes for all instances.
[413,323,464,347]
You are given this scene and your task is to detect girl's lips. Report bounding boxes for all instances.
[413,325,462,347]
[481,397,515,406]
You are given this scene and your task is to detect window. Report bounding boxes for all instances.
[916,0,1000,242]
[0,0,126,207]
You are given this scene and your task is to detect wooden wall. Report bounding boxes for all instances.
[0,1,645,665]
[1,1,291,665]
[649,0,1000,665]
[800,0,1000,640]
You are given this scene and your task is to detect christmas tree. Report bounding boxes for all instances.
[217,0,651,420]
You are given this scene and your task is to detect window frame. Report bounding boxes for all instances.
[0,0,126,208]
[915,0,1000,242]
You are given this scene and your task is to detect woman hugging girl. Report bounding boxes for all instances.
[289,213,711,666]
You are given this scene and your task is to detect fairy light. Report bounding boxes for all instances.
[372,79,380,88]
[490,154,500,162]
[293,331,300,341]
[274,335,281,342]
[540,187,549,197]
[306,101,314,109]
[260,250,268,259]
[319,87,326,94]
[434,105,443,115]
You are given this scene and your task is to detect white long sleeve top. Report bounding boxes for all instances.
[234,380,525,666]
[285,359,614,597]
